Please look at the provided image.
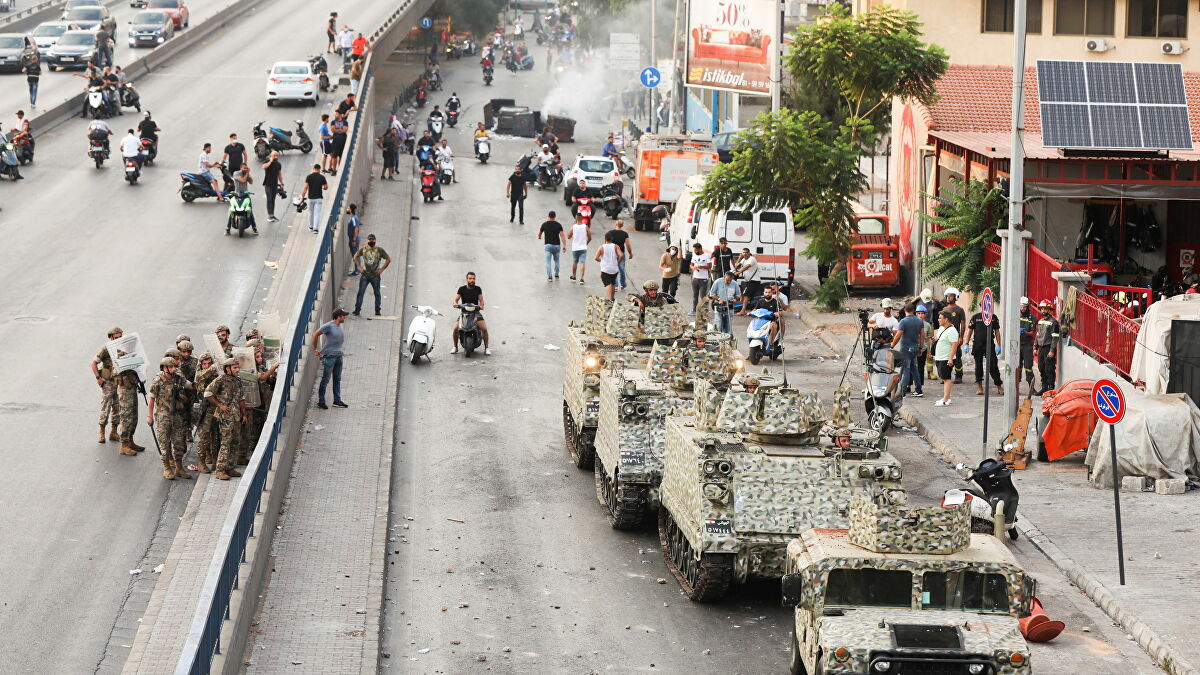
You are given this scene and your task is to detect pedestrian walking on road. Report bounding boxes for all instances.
[345,203,361,276]
[352,234,391,316]
[507,164,527,224]
[606,220,632,289]
[933,310,959,406]
[377,126,398,180]
[659,245,681,298]
[909,305,933,396]
[95,27,112,68]
[568,215,590,283]
[964,308,1003,395]
[689,242,712,315]
[1035,299,1060,395]
[313,308,349,409]
[708,270,741,335]
[595,233,624,300]
[91,326,123,445]
[711,237,735,279]
[302,164,328,233]
[20,49,39,108]
[326,12,339,53]
[891,303,926,397]
[261,150,283,222]
[538,210,566,280]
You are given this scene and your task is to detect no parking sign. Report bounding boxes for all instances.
[1092,377,1127,585]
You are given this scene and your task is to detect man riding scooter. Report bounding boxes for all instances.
[473,122,490,157]
[601,132,628,174]
[753,283,787,346]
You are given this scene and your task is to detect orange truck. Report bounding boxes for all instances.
[847,214,902,290]
[630,133,720,231]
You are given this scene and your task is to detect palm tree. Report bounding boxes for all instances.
[920,178,1005,306]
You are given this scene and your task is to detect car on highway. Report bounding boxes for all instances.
[32,21,82,54]
[266,61,318,106]
[65,6,116,35]
[127,10,174,47]
[146,0,188,29]
[46,29,99,69]
[61,0,102,20]
[0,34,35,72]
[563,155,621,204]
[130,0,148,6]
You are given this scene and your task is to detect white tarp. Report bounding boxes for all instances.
[1129,294,1200,394]
[1085,389,1200,487]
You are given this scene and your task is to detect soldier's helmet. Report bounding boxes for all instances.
[215,324,231,334]
[246,329,261,339]
[164,348,182,359]
[178,340,194,352]
[159,357,177,368]
[832,427,851,439]
[740,375,760,388]
[692,329,707,340]
[222,357,239,367]
[198,351,214,363]
[108,326,123,337]
[642,280,659,291]
[245,338,261,348]
[175,334,191,344]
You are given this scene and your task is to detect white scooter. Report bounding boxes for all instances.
[439,157,454,184]
[407,305,441,364]
[476,138,490,164]
[429,117,445,142]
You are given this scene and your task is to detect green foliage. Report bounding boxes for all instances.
[813,270,849,312]
[920,179,1006,305]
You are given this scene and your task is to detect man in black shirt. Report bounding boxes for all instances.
[940,288,967,383]
[100,67,119,115]
[605,220,632,289]
[963,310,1003,395]
[506,165,527,224]
[222,132,247,174]
[753,284,786,345]
[452,272,491,355]
[261,150,283,222]
[537,211,565,280]
[301,164,328,233]
[567,180,589,216]
[336,93,357,116]
[712,237,735,278]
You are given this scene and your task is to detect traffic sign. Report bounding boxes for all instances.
[420,17,432,29]
[1091,378,1126,424]
[981,287,994,324]
[639,67,661,89]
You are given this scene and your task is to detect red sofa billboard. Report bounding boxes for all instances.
[686,0,777,96]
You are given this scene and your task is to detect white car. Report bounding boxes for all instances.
[266,61,317,106]
[562,155,622,205]
[32,21,81,54]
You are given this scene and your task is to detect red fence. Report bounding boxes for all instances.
[981,242,1058,303]
[1071,291,1141,376]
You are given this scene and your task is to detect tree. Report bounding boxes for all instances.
[920,178,1006,307]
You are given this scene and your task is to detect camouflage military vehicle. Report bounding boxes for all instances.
[657,377,906,601]
[781,497,1036,675]
[593,336,743,529]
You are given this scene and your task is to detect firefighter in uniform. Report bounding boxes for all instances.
[1035,299,1061,395]
[1017,297,1037,396]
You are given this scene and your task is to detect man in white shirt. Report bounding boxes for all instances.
[197,142,223,200]
[534,144,555,181]
[689,242,712,316]
[338,26,355,70]
[120,129,142,168]
[568,215,591,284]
[436,139,456,183]
[734,248,760,315]
[869,298,900,336]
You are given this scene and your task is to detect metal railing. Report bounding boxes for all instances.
[1071,290,1141,377]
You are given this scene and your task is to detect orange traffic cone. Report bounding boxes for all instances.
[1020,597,1065,642]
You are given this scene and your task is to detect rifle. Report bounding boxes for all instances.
[136,380,163,456]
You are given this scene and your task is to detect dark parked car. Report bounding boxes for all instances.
[32,21,82,55]
[46,29,98,69]
[712,129,741,163]
[127,10,174,47]
[147,0,189,29]
[64,6,116,35]
[0,34,35,73]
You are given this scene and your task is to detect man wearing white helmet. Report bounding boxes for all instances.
[941,288,966,383]
[1017,296,1037,395]
[868,298,900,335]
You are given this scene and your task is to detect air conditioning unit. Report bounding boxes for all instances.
[1085,38,1110,52]
[1162,40,1186,55]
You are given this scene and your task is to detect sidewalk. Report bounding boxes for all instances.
[795,299,1200,675]
[243,158,410,673]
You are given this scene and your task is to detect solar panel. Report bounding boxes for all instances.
[1037,59,1193,151]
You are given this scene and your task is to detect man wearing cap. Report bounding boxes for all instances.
[204,357,247,480]
[147,357,193,480]
[632,280,667,308]
[91,326,124,445]
[964,305,1003,396]
[352,234,391,316]
[941,288,967,383]
[830,428,852,451]
[215,324,234,358]
[313,308,349,409]
[1017,297,1037,395]
[191,352,219,472]
[1035,300,1061,395]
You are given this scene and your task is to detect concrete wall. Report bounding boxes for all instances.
[1061,343,1140,398]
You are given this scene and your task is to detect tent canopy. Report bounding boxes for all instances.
[1129,294,1200,394]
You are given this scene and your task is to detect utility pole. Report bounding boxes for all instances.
[672,0,686,131]
[771,0,783,113]
[649,0,657,132]
[1001,0,1033,424]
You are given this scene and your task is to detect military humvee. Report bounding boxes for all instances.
[592,336,742,529]
[657,377,907,601]
[781,497,1035,675]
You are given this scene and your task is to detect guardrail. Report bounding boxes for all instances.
[1071,290,1141,377]
[0,0,60,27]
[174,2,423,671]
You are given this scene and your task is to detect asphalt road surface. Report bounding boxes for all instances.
[383,41,1165,675]
[0,0,398,671]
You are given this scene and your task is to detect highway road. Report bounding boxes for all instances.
[0,0,398,671]
[382,45,1165,673]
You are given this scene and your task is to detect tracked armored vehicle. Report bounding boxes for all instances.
[657,377,907,601]
[593,334,743,529]
[782,497,1036,675]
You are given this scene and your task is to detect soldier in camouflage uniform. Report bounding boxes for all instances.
[90,326,123,445]
[114,338,145,455]
[831,427,851,451]
[191,352,219,472]
[215,324,234,358]
[245,340,280,456]
[147,357,194,480]
[176,341,198,438]
[204,357,247,480]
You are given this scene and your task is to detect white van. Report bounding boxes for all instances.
[668,175,795,293]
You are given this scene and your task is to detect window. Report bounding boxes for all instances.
[1055,0,1114,34]
[922,571,1011,612]
[723,211,753,243]
[1127,0,1187,37]
[983,0,1043,33]
[758,211,789,244]
[825,568,912,608]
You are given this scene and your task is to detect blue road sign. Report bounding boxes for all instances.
[1091,379,1125,424]
[981,287,994,324]
[420,17,432,29]
[639,67,661,89]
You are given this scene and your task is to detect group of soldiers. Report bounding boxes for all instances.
[91,325,279,481]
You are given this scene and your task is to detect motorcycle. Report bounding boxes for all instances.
[597,183,627,219]
[309,54,331,91]
[179,163,233,202]
[439,158,454,185]
[11,133,32,165]
[447,109,460,128]
[476,138,490,164]
[515,54,535,70]
[444,43,462,60]
[86,86,108,119]
[482,65,493,86]
[428,72,442,91]
[88,134,110,169]
[124,153,142,184]
[610,150,635,179]
[416,144,436,168]
[943,458,1020,540]
[536,161,563,190]
[862,340,903,433]
[574,195,595,226]
[226,192,254,237]
[746,307,784,365]
[140,136,157,165]
[415,86,427,107]
[253,120,313,161]
[420,167,440,202]
[407,305,442,364]
[119,83,141,112]
[428,117,444,142]
[455,303,483,356]
[0,134,21,180]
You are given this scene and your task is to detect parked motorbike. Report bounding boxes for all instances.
[597,183,627,219]
[415,86,427,107]
[862,340,903,433]
[226,192,254,237]
[428,117,444,142]
[447,109,460,128]
[455,303,483,356]
[439,158,454,185]
[119,83,141,112]
[86,86,107,119]
[123,153,142,184]
[88,133,110,169]
[309,53,331,91]
[943,458,1020,540]
[179,163,233,202]
[407,305,442,364]
[746,308,784,365]
[253,120,313,161]
[475,138,490,164]
[0,134,21,180]
[420,167,440,202]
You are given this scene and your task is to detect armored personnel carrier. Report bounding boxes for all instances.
[593,333,743,529]
[562,296,686,469]
[782,497,1035,675]
[657,377,907,601]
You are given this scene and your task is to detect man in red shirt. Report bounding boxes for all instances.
[351,33,370,62]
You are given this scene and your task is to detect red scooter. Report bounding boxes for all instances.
[420,167,441,203]
[575,196,594,226]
